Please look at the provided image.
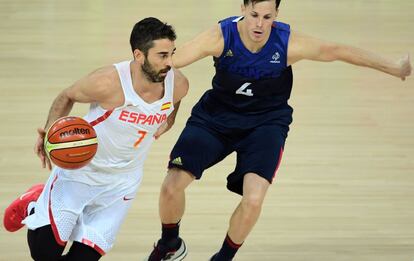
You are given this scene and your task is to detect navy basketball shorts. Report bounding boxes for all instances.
[168,122,288,195]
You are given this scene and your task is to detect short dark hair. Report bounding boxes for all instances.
[243,0,281,9]
[130,17,176,55]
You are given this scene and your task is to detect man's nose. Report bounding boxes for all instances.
[257,18,263,27]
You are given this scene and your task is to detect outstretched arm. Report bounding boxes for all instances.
[173,25,224,68]
[288,31,412,81]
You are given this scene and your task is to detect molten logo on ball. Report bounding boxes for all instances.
[59,128,91,138]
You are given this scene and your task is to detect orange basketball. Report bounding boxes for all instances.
[44,116,98,170]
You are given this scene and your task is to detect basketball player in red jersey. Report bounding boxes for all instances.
[3,17,189,261]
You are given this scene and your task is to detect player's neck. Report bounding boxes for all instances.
[130,62,165,103]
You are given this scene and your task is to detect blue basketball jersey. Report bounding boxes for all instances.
[190,16,293,131]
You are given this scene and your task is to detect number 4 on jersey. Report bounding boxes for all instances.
[236,82,253,96]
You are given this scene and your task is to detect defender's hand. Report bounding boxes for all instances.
[397,53,412,81]
[34,128,52,170]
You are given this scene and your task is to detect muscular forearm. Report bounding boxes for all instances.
[173,25,224,68]
[164,104,180,132]
[153,106,179,139]
[335,45,401,77]
[164,117,175,133]
[44,91,74,129]
[173,44,208,69]
[290,31,411,80]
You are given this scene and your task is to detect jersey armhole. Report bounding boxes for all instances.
[215,22,228,59]
[285,31,292,67]
[274,21,291,68]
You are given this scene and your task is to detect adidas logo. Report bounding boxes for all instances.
[224,49,233,57]
[171,157,183,166]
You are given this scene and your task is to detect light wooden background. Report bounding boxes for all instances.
[0,1,413,260]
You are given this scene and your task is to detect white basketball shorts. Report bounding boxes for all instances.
[23,166,142,255]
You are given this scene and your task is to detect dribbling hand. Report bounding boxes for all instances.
[34,128,52,170]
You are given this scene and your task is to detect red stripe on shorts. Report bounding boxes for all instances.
[89,110,114,126]
[82,238,106,256]
[272,147,284,180]
[48,175,67,246]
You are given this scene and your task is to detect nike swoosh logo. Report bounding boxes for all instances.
[19,191,34,201]
[123,196,134,201]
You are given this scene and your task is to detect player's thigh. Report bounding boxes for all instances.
[70,191,135,255]
[169,123,231,179]
[27,170,99,244]
[235,124,287,182]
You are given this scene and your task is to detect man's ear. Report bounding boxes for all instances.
[133,49,145,63]
[241,4,246,16]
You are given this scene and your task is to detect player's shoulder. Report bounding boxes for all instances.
[219,16,240,25]
[79,65,120,101]
[173,68,189,88]
[273,21,291,32]
[88,65,118,88]
[172,68,189,100]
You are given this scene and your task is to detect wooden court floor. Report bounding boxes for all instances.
[0,0,413,260]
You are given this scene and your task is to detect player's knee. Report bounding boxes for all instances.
[160,180,184,200]
[241,195,264,214]
[160,180,178,199]
[161,168,193,198]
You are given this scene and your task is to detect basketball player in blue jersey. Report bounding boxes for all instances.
[146,0,412,260]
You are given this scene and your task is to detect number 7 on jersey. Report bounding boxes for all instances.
[134,130,147,148]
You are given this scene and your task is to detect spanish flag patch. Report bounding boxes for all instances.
[161,102,172,111]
